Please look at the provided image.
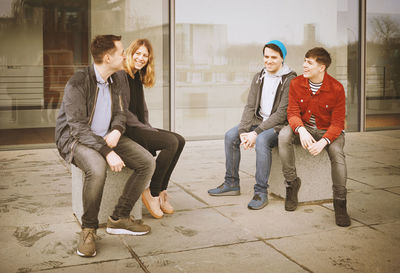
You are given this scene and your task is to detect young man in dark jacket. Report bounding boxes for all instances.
[279,47,350,227]
[55,35,155,257]
[208,40,296,210]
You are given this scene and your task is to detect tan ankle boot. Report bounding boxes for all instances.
[142,188,163,219]
[159,190,174,214]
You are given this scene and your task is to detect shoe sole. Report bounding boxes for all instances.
[76,249,96,257]
[208,191,240,196]
[142,195,164,219]
[106,227,149,236]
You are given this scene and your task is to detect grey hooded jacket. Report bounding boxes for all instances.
[55,65,127,163]
[238,66,296,135]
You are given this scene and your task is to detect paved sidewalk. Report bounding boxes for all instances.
[0,130,399,273]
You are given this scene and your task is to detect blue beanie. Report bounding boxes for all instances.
[265,40,287,60]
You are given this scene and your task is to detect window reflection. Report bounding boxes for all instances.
[366,0,400,130]
[175,0,360,139]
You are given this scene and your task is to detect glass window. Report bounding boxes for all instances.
[0,0,89,145]
[175,0,360,139]
[366,0,400,130]
[0,0,169,146]
[90,0,169,129]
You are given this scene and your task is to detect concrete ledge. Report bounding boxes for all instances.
[269,145,333,203]
[71,164,143,225]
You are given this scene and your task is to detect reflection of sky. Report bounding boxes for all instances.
[176,0,399,46]
[176,0,341,46]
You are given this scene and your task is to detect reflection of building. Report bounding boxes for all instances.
[0,0,400,145]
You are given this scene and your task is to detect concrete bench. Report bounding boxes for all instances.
[268,144,333,203]
[71,164,143,226]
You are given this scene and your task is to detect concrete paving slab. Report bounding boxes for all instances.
[141,241,307,273]
[0,149,65,170]
[349,149,400,167]
[122,208,255,257]
[215,201,362,239]
[346,132,400,152]
[347,165,400,188]
[372,220,400,241]
[154,183,208,212]
[171,160,226,185]
[386,186,400,195]
[0,168,71,196]
[370,130,400,138]
[0,193,74,226]
[323,187,400,225]
[268,226,400,273]
[176,174,266,208]
[0,222,132,272]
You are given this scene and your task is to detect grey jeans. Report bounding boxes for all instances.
[73,135,155,228]
[278,125,347,199]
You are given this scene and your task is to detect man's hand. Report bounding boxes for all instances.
[104,129,121,148]
[240,133,250,149]
[240,131,257,150]
[106,151,125,172]
[298,127,316,150]
[308,138,328,156]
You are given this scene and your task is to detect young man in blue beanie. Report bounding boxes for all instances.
[208,40,296,209]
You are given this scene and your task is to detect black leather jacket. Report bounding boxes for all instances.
[55,65,127,163]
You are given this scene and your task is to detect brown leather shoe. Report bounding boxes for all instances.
[77,228,97,257]
[142,188,163,219]
[159,190,174,214]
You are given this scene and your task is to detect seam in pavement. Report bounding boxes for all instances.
[137,239,261,257]
[172,181,209,205]
[120,236,151,273]
[35,258,135,272]
[261,239,314,273]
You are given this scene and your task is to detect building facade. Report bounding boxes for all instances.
[0,0,399,146]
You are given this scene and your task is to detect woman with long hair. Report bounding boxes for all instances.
[123,39,185,219]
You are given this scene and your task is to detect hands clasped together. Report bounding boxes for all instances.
[104,129,125,172]
[297,127,327,156]
[240,131,258,150]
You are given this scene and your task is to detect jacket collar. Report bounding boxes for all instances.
[300,72,334,92]
[89,64,115,85]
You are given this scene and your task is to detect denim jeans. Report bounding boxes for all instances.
[73,135,155,229]
[278,125,347,199]
[224,125,278,194]
[126,127,185,197]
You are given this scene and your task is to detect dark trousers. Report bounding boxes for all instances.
[278,125,347,199]
[126,127,185,196]
[73,136,155,229]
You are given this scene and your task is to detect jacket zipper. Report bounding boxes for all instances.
[88,86,99,126]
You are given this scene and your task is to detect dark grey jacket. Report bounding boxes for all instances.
[238,69,297,135]
[55,65,127,163]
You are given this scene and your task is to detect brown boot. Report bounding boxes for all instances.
[77,228,97,257]
[142,188,163,219]
[285,177,301,211]
[159,190,174,214]
[333,199,351,227]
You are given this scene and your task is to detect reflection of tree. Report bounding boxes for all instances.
[369,15,400,96]
[371,16,399,44]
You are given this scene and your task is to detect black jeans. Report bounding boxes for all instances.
[126,127,185,197]
[73,135,155,228]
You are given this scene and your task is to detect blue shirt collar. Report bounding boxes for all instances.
[93,64,113,85]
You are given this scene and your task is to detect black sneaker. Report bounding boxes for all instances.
[285,177,301,211]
